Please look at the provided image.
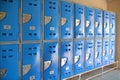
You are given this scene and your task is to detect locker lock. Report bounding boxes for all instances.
[61,18,67,26]
[45,16,52,25]
[23,14,32,23]
[0,12,6,20]
[23,64,32,76]
[0,68,6,77]
[76,19,80,27]
[86,20,90,27]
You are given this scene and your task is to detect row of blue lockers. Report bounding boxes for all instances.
[0,38,115,80]
[0,0,116,41]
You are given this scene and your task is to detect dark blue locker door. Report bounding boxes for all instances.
[103,39,109,65]
[61,1,74,39]
[103,11,109,38]
[85,7,94,38]
[22,44,41,80]
[95,9,103,38]
[110,12,116,37]
[60,41,73,80]
[109,39,115,63]
[74,4,85,39]
[22,0,42,40]
[85,40,94,71]
[0,0,19,41]
[95,39,102,68]
[44,0,59,40]
[44,42,59,80]
[74,40,84,75]
[0,44,19,80]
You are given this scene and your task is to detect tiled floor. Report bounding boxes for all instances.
[91,70,120,80]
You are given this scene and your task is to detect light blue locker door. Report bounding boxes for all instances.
[44,42,59,80]
[103,39,109,65]
[95,39,102,68]
[74,4,85,39]
[0,44,19,80]
[95,9,103,38]
[103,11,109,38]
[74,40,84,75]
[61,1,74,39]
[109,39,115,63]
[85,7,94,38]
[22,0,42,40]
[60,41,73,80]
[44,0,59,40]
[0,0,19,41]
[22,44,41,80]
[109,12,116,37]
[85,40,94,71]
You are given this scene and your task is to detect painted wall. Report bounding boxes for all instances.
[67,0,107,10]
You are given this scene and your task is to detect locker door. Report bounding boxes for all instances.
[109,39,115,63]
[44,42,59,80]
[0,0,19,41]
[74,40,84,75]
[95,9,103,38]
[95,39,102,68]
[103,11,109,38]
[44,0,59,40]
[74,4,85,39]
[61,1,74,39]
[22,0,42,40]
[103,39,109,65]
[61,41,73,80]
[22,44,41,80]
[0,44,19,80]
[110,12,116,37]
[85,7,94,38]
[85,40,94,71]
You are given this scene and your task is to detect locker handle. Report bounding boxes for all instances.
[103,51,106,57]
[0,68,7,77]
[0,12,6,21]
[110,49,113,55]
[95,22,99,28]
[76,19,81,27]
[104,23,107,28]
[44,61,51,70]
[23,14,32,23]
[110,23,113,28]
[74,56,80,63]
[95,52,99,58]
[23,64,32,76]
[86,53,91,61]
[61,18,67,26]
[86,20,90,27]
[45,16,52,25]
[61,58,67,67]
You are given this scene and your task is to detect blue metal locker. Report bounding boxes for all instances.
[44,0,59,40]
[95,9,103,38]
[103,11,109,38]
[109,38,115,63]
[61,41,73,80]
[0,44,19,80]
[22,44,41,80]
[95,39,102,68]
[103,39,109,65]
[85,7,94,38]
[61,1,74,39]
[22,0,42,40]
[109,12,116,37]
[44,42,59,80]
[74,40,84,75]
[0,0,19,41]
[74,4,85,39]
[85,40,94,71]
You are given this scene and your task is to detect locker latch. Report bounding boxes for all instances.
[95,22,99,28]
[4,25,11,30]
[30,76,35,80]
[86,20,90,27]
[44,61,51,70]
[23,64,32,76]
[61,58,67,67]
[45,16,52,25]
[74,56,80,63]
[61,18,67,26]
[23,14,32,23]
[110,23,113,28]
[76,19,80,27]
[0,68,6,77]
